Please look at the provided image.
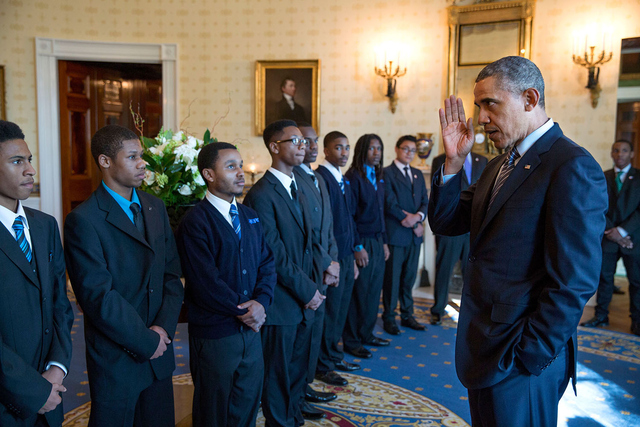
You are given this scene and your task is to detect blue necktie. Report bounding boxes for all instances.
[230,204,241,240]
[368,168,377,190]
[339,177,345,194]
[488,147,520,212]
[464,155,472,184]
[12,217,32,262]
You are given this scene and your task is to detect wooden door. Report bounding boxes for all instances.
[58,60,162,219]
[616,101,640,168]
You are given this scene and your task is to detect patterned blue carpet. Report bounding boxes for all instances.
[63,292,640,426]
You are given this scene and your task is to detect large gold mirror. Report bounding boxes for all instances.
[447,0,535,157]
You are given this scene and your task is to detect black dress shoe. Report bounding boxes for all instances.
[401,316,426,331]
[580,316,609,327]
[345,345,372,359]
[631,321,640,336]
[365,337,390,346]
[383,319,401,335]
[335,360,361,371]
[301,402,325,420]
[315,370,348,386]
[613,286,625,295]
[430,313,442,326]
[305,386,337,403]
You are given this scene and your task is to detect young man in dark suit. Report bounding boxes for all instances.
[176,142,276,426]
[243,120,325,427]
[315,131,362,387]
[582,139,640,336]
[64,125,184,427]
[292,123,340,413]
[0,120,73,427]
[382,135,429,335]
[430,152,487,325]
[431,56,607,426]
[343,134,390,358]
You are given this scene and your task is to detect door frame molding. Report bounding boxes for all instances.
[35,37,178,227]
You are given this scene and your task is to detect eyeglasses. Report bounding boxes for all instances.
[399,147,417,154]
[273,136,309,146]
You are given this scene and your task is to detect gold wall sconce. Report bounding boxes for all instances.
[375,44,407,113]
[572,27,613,108]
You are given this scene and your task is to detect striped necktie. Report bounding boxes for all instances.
[339,177,345,194]
[230,204,241,240]
[12,217,32,262]
[487,147,520,212]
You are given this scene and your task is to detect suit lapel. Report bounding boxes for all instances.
[265,171,305,232]
[391,164,412,191]
[0,216,39,287]
[26,209,48,290]
[617,167,637,213]
[97,184,151,249]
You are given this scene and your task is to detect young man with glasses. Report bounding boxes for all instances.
[244,120,325,426]
[382,135,429,335]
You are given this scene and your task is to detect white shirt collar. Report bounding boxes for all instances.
[321,160,343,184]
[614,163,632,174]
[283,93,295,110]
[514,118,554,160]
[299,163,315,176]
[0,201,31,242]
[205,190,237,226]
[268,167,297,198]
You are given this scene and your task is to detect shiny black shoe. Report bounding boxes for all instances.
[580,316,609,327]
[345,345,372,359]
[335,360,361,371]
[305,385,337,403]
[301,402,325,420]
[430,313,442,326]
[315,370,348,386]
[631,321,640,336]
[365,337,390,346]
[383,319,401,335]
[613,286,625,295]
[401,316,426,331]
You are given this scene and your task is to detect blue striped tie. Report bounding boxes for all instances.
[12,217,32,262]
[339,177,345,194]
[487,147,520,212]
[230,204,241,240]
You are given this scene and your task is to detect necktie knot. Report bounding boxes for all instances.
[506,147,520,166]
[12,216,32,263]
[130,203,141,215]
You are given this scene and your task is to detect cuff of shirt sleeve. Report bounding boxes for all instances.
[440,165,456,185]
[617,226,629,238]
[45,361,68,378]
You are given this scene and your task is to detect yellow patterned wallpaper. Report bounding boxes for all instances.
[0,0,639,184]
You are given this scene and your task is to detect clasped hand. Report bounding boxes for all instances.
[39,366,66,414]
[237,300,266,332]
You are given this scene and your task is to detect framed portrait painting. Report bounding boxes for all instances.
[255,59,320,135]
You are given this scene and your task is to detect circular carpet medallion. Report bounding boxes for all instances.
[64,373,468,427]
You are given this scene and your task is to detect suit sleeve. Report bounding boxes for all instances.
[150,205,185,338]
[177,220,251,317]
[384,174,407,223]
[618,206,640,237]
[0,333,52,419]
[347,178,361,248]
[515,154,607,375]
[44,219,74,371]
[417,171,429,217]
[64,211,160,361]
[244,193,317,306]
[428,169,474,237]
[253,223,277,309]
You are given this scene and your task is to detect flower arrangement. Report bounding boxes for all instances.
[139,128,216,206]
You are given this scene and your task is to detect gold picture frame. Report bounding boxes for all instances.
[0,66,6,120]
[255,59,320,135]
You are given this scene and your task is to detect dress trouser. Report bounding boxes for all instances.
[595,249,640,323]
[382,242,420,321]
[343,235,385,350]
[431,234,469,316]
[316,254,355,373]
[189,329,263,427]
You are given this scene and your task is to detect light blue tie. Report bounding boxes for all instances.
[339,177,345,194]
[368,168,377,190]
[12,217,32,262]
[230,204,241,240]
[464,155,472,184]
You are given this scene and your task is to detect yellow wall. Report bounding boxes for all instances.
[1,0,639,184]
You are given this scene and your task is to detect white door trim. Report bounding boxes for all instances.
[34,37,178,226]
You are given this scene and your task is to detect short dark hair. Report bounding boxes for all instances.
[476,56,546,109]
[613,139,634,152]
[263,120,298,149]
[197,142,238,176]
[91,125,138,167]
[396,135,417,148]
[0,120,25,144]
[324,131,348,147]
[348,134,384,179]
[280,77,295,89]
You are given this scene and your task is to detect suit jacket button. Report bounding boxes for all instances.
[468,256,475,262]
[305,249,309,254]
[314,207,319,211]
[240,248,244,253]
[242,269,247,275]
[45,328,50,334]
[150,289,154,293]
[243,290,248,295]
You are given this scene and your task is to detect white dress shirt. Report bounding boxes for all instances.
[268,167,298,198]
[205,190,237,227]
[321,160,343,185]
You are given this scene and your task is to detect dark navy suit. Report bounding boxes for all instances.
[428,123,607,425]
[176,199,276,427]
